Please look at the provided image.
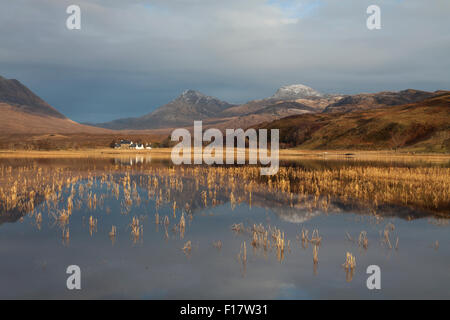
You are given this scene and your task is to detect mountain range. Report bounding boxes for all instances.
[95,84,444,131]
[94,84,343,130]
[0,74,448,151]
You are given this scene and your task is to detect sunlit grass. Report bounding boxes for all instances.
[0,155,448,281]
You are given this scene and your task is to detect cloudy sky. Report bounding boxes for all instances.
[1,0,449,122]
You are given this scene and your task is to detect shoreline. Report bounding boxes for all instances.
[0,148,448,162]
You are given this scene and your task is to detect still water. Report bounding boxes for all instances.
[0,156,448,299]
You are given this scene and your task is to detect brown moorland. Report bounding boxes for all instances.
[255,92,450,152]
[0,103,113,135]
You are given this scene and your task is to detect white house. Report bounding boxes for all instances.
[113,140,151,150]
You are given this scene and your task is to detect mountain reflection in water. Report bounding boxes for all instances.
[0,156,448,299]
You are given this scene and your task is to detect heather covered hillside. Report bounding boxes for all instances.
[256,92,450,152]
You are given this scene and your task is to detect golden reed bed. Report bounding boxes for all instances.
[0,155,448,225]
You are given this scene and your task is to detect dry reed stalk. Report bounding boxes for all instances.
[345,269,354,283]
[251,231,258,248]
[178,212,186,239]
[301,228,309,242]
[310,229,322,245]
[62,228,70,239]
[230,192,236,210]
[179,212,186,231]
[164,215,170,227]
[130,216,143,242]
[182,240,192,254]
[272,229,285,252]
[239,241,247,263]
[58,210,70,226]
[383,229,392,249]
[263,231,269,251]
[343,252,356,270]
[109,225,117,237]
[358,231,368,249]
[89,215,97,228]
[313,245,319,265]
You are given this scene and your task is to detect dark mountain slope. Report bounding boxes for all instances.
[0,75,110,134]
[0,76,66,119]
[97,90,234,130]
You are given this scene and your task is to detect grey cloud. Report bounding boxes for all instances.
[0,0,448,122]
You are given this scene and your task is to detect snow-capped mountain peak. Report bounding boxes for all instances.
[271,84,323,100]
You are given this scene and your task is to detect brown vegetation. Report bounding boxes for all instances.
[256,92,450,152]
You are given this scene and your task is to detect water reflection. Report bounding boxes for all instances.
[114,156,152,166]
[0,157,448,299]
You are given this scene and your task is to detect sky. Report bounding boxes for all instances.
[0,0,449,123]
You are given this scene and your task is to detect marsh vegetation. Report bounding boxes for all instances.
[0,154,448,299]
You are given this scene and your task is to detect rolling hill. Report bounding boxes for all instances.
[323,89,435,113]
[255,92,450,152]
